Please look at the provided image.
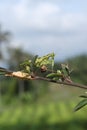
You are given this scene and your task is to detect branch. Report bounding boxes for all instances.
[0,67,87,89]
[35,76,87,89]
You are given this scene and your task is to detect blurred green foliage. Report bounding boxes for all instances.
[0,101,87,130]
[67,55,87,84]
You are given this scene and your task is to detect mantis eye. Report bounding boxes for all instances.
[41,65,47,72]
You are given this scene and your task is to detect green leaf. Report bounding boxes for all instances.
[46,72,62,79]
[0,67,8,72]
[57,70,62,76]
[52,77,59,81]
[79,95,87,98]
[0,67,12,75]
[74,99,87,112]
[61,64,70,76]
[0,72,5,75]
[46,73,58,78]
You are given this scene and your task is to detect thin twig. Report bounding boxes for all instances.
[35,76,87,89]
[0,67,87,89]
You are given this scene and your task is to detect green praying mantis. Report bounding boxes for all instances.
[0,53,72,82]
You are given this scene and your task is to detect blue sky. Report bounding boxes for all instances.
[0,0,87,60]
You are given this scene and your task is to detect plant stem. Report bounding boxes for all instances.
[0,67,87,90]
[35,76,87,89]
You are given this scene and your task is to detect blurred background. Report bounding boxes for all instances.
[0,0,87,130]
